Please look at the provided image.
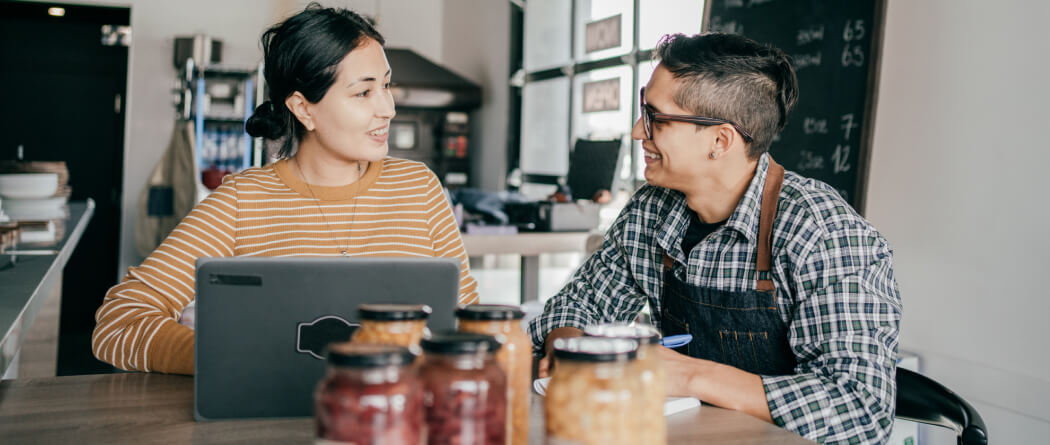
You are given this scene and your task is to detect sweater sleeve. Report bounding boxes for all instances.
[92,176,238,374]
[422,171,479,304]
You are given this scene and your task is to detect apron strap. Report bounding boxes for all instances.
[756,157,785,292]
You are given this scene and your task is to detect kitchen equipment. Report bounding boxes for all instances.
[504,201,600,232]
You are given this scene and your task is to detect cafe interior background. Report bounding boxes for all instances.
[1,0,1046,443]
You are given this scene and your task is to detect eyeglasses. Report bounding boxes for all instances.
[639,87,754,143]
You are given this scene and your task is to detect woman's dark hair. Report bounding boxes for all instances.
[245,3,384,158]
[654,32,798,158]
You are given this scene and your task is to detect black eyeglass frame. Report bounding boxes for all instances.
[639,87,754,143]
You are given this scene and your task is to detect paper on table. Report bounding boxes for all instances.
[532,377,701,417]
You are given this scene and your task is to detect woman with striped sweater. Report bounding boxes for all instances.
[92,5,478,375]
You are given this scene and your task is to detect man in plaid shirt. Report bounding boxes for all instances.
[529,32,901,444]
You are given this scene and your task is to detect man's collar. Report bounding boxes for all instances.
[722,153,770,244]
[654,153,771,257]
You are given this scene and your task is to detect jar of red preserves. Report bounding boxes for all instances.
[314,343,424,444]
[420,332,507,445]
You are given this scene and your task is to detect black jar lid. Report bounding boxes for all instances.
[552,337,638,362]
[326,343,417,367]
[583,323,660,345]
[421,332,503,354]
[455,304,524,321]
[358,303,432,321]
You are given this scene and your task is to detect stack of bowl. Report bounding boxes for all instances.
[0,162,70,221]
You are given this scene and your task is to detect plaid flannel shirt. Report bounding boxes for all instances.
[528,154,902,444]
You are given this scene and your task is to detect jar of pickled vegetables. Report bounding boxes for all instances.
[314,342,424,444]
[351,304,431,353]
[456,304,531,445]
[545,337,641,445]
[584,323,666,444]
[420,332,507,445]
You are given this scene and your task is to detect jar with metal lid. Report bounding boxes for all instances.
[455,305,531,445]
[314,342,424,444]
[351,304,432,352]
[584,323,666,444]
[420,332,507,445]
[545,337,642,445]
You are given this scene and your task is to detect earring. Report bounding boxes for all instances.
[708,152,717,160]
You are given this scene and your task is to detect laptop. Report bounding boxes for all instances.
[193,257,460,420]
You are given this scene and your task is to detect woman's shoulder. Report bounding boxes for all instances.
[378,157,440,184]
[380,157,433,175]
[225,163,284,188]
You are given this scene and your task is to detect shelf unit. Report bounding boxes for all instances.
[175,59,263,195]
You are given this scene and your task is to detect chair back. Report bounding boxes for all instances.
[896,368,988,445]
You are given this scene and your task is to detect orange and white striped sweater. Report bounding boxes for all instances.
[92,157,478,375]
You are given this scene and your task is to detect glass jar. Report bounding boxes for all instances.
[455,305,531,445]
[545,337,642,445]
[584,323,667,444]
[420,332,507,445]
[314,343,424,444]
[351,304,432,353]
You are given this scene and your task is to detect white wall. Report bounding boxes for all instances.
[866,0,1050,443]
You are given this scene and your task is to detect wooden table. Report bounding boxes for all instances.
[461,231,594,303]
[0,373,813,444]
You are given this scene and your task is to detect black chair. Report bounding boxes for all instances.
[896,368,988,445]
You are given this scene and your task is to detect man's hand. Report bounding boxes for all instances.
[537,327,584,378]
[653,345,706,397]
[653,345,773,423]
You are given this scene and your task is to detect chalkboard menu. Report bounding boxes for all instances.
[704,0,885,212]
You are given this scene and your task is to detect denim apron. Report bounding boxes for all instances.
[660,158,796,376]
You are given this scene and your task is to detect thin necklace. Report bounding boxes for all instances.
[294,157,364,257]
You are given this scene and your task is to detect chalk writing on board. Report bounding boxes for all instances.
[705,0,881,211]
[832,145,851,174]
[793,52,823,70]
[842,20,867,41]
[841,45,865,67]
[797,150,825,171]
[840,114,858,140]
[841,19,867,68]
[797,25,825,46]
[803,117,828,135]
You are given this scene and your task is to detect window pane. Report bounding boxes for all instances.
[634,60,657,179]
[524,0,573,72]
[639,0,704,50]
[521,77,571,175]
[574,0,633,62]
[573,65,633,141]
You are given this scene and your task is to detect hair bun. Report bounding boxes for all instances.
[245,101,289,139]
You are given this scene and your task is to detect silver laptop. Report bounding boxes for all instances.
[193,257,460,420]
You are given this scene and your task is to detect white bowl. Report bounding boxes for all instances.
[0,173,59,199]
[2,196,67,220]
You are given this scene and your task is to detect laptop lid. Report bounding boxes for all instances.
[193,257,460,420]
